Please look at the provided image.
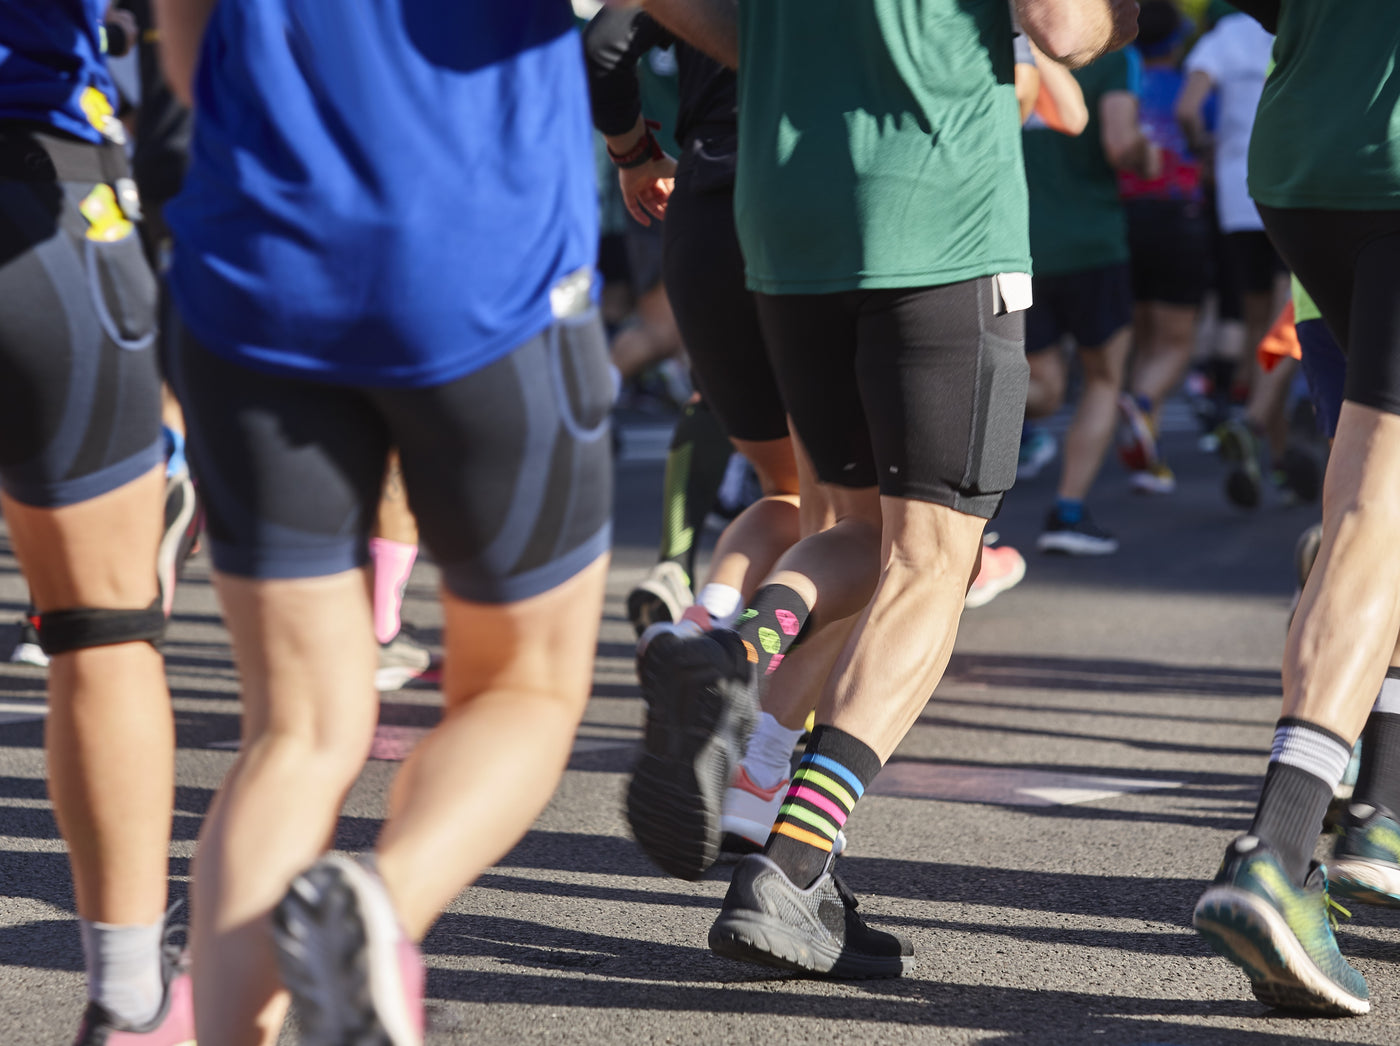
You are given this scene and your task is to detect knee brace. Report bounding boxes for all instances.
[36,599,165,655]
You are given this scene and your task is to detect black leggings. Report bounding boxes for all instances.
[1259,205,1400,417]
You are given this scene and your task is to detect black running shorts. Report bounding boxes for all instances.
[170,313,614,603]
[1261,206,1400,419]
[1222,229,1285,299]
[662,174,787,444]
[1025,262,1132,354]
[1126,199,1210,307]
[755,277,1027,518]
[0,127,163,508]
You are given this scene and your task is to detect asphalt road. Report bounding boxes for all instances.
[5,413,1396,1046]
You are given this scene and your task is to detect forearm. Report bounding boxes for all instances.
[584,8,667,137]
[153,0,219,107]
[642,0,737,71]
[1033,45,1089,135]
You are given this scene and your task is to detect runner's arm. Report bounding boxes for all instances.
[1174,68,1215,157]
[1101,90,1159,177]
[1031,42,1089,135]
[1013,0,1139,69]
[153,0,218,107]
[641,0,737,71]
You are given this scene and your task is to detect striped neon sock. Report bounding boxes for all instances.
[765,725,881,888]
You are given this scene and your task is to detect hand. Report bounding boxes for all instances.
[618,153,677,226]
[1107,0,1140,52]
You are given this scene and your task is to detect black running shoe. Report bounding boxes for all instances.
[1035,508,1118,556]
[709,853,914,979]
[1218,421,1262,509]
[626,628,757,880]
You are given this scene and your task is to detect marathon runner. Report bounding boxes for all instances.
[0,3,189,1042]
[157,3,611,1042]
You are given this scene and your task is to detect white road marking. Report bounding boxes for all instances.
[870,762,1181,807]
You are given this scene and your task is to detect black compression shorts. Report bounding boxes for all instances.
[755,277,1027,518]
[1025,262,1133,354]
[170,311,614,603]
[661,174,787,444]
[1126,199,1210,307]
[1261,205,1400,418]
[0,128,163,508]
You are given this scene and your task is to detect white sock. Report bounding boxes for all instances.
[698,583,743,629]
[1271,721,1352,786]
[1374,670,1400,715]
[742,713,807,791]
[80,917,165,1027]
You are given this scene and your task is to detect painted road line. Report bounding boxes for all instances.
[0,699,47,726]
[870,762,1181,807]
[211,728,634,762]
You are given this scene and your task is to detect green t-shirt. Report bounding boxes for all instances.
[734,0,1030,295]
[1023,50,1136,277]
[1249,1,1400,210]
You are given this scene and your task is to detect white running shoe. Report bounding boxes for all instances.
[720,765,846,856]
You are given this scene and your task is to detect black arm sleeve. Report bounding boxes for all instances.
[582,8,675,138]
[1226,0,1280,34]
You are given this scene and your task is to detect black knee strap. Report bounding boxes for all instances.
[37,599,165,655]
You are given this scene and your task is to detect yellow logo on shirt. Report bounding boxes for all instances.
[79,184,134,243]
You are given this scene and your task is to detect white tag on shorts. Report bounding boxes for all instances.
[993,272,1033,315]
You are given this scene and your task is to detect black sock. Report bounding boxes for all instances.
[657,399,731,583]
[1249,761,1335,885]
[735,584,810,679]
[1353,710,1400,817]
[765,726,882,889]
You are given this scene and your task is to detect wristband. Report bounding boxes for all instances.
[608,119,664,170]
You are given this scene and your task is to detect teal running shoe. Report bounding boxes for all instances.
[1193,836,1368,1015]
[1330,804,1400,908]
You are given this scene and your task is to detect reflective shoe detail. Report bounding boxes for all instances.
[964,545,1026,609]
[1330,804,1400,908]
[1192,837,1368,1016]
[1218,421,1263,509]
[1116,394,1159,473]
[625,562,694,637]
[627,629,758,879]
[376,631,436,693]
[709,854,912,979]
[1036,509,1118,556]
[273,855,425,1046]
[1130,462,1176,495]
[1016,429,1057,481]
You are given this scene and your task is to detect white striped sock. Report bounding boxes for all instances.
[1271,722,1351,788]
[1374,671,1400,715]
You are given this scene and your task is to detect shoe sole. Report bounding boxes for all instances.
[1130,473,1175,496]
[1036,533,1118,556]
[1328,858,1400,908]
[709,911,913,979]
[375,664,425,693]
[964,555,1027,609]
[273,856,421,1046]
[1192,886,1369,1016]
[627,633,754,880]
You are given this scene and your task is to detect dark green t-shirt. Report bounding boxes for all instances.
[735,0,1030,295]
[1249,1,1400,210]
[1023,50,1137,277]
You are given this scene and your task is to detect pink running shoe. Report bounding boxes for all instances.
[72,968,195,1045]
[965,545,1027,609]
[273,854,425,1046]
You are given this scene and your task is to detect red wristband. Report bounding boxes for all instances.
[608,119,664,169]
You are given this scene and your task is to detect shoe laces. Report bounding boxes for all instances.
[831,873,860,912]
[1326,893,1352,931]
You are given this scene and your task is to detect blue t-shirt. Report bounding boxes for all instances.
[167,2,598,388]
[0,0,115,143]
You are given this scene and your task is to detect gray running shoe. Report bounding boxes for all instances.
[376,631,436,692]
[709,853,913,979]
[9,610,47,668]
[625,561,694,637]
